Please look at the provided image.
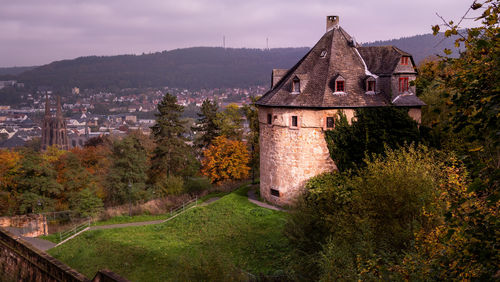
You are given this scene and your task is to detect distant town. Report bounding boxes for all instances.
[0,80,266,149]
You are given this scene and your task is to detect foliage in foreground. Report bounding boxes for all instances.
[286,146,499,280]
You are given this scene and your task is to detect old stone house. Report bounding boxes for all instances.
[256,16,425,206]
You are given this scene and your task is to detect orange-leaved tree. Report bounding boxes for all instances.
[201,136,250,184]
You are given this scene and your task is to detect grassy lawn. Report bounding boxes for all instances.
[48,186,290,281]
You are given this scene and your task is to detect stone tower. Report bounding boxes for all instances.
[41,95,69,151]
[256,16,425,206]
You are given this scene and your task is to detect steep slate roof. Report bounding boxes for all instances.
[257,24,424,108]
[357,46,413,76]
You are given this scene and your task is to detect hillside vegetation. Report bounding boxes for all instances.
[8,47,309,90]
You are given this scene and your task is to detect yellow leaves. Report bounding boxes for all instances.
[0,149,22,189]
[201,136,250,184]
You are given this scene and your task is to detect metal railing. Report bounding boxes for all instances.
[57,218,91,243]
[168,196,197,218]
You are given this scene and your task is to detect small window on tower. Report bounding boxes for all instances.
[326,117,335,129]
[267,113,272,124]
[291,116,298,127]
[292,77,300,94]
[270,188,280,197]
[401,56,409,65]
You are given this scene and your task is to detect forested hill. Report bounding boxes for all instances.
[0,66,37,76]
[363,32,461,63]
[11,47,309,90]
[3,32,460,91]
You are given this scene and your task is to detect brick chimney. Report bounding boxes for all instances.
[326,15,339,31]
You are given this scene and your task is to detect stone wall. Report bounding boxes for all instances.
[258,107,357,206]
[0,228,128,282]
[0,228,88,282]
[0,214,48,237]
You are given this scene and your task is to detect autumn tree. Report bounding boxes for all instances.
[193,99,220,150]
[0,149,21,215]
[201,136,250,184]
[430,0,499,190]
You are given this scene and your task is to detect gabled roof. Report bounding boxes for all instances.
[357,46,415,76]
[257,27,390,108]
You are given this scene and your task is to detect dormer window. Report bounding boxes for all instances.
[330,75,346,94]
[336,80,345,92]
[366,77,376,94]
[401,56,409,65]
[320,50,327,58]
[292,77,300,94]
[399,77,409,93]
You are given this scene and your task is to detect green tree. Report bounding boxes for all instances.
[149,93,197,192]
[70,187,103,218]
[193,99,220,150]
[242,96,260,184]
[106,135,148,206]
[13,150,63,214]
[325,108,421,171]
[216,104,243,140]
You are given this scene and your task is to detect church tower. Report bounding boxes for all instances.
[41,95,69,150]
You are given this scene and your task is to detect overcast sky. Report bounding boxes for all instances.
[0,0,482,67]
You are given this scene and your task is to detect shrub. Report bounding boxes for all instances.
[286,145,447,280]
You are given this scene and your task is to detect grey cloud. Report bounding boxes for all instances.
[0,0,482,66]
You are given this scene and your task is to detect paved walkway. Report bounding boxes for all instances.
[247,189,286,211]
[4,227,56,251]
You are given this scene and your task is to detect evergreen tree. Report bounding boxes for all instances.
[193,99,220,150]
[242,97,260,183]
[105,135,148,206]
[325,107,421,171]
[149,93,197,189]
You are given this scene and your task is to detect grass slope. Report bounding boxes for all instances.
[48,186,290,281]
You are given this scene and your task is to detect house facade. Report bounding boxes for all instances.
[256,16,425,206]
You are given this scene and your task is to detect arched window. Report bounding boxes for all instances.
[292,76,300,94]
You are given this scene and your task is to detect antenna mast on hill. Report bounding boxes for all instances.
[223,35,226,49]
[266,37,269,50]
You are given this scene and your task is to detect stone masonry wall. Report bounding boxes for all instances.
[0,228,88,282]
[259,107,356,206]
[0,214,48,237]
[0,228,128,282]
